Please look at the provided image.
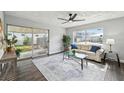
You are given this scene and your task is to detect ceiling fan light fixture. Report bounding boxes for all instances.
[58,13,85,24]
[69,20,73,22]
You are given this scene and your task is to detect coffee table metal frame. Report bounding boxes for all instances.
[63,50,88,70]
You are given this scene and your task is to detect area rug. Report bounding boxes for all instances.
[32,54,107,81]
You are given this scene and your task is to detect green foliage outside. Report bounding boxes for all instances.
[15,45,32,52]
[23,36,32,45]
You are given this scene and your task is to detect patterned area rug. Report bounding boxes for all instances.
[32,54,107,81]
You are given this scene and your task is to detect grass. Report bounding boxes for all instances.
[15,45,32,52]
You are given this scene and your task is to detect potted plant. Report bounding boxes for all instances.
[4,35,17,52]
[15,49,22,57]
[62,35,71,51]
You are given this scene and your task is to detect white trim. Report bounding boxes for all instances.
[120,59,124,63]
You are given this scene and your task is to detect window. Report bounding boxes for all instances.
[73,28,103,44]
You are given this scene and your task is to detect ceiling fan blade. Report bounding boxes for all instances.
[71,14,77,20]
[73,19,85,22]
[58,18,68,21]
[62,21,68,24]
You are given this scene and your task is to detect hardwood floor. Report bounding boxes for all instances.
[16,59,47,81]
[3,58,124,81]
[104,61,124,81]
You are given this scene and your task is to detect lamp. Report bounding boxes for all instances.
[106,39,115,53]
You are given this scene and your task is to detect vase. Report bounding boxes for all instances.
[6,47,12,52]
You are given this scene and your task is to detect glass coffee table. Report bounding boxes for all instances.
[63,50,88,70]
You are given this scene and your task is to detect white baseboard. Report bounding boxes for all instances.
[49,51,63,55]
[120,59,124,63]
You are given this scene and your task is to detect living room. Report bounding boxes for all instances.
[0,11,124,81]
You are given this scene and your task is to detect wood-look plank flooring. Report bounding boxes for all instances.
[104,61,124,81]
[4,58,124,81]
[16,59,47,81]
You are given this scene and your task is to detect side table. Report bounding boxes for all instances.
[103,51,120,67]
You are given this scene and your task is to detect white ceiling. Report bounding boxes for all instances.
[5,11,124,28]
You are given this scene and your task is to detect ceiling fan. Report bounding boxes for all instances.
[58,13,85,24]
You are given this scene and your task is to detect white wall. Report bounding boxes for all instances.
[5,15,66,54]
[66,17,124,62]
[0,11,4,23]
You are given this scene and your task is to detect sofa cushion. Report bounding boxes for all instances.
[77,44,82,49]
[74,49,96,55]
[81,45,90,51]
[80,50,96,55]
[90,46,100,53]
[77,44,91,50]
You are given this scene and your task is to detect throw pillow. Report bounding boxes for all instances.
[90,46,100,53]
[71,44,78,49]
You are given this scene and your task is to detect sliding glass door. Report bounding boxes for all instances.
[7,25,49,59]
[8,26,33,59]
[32,28,48,57]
